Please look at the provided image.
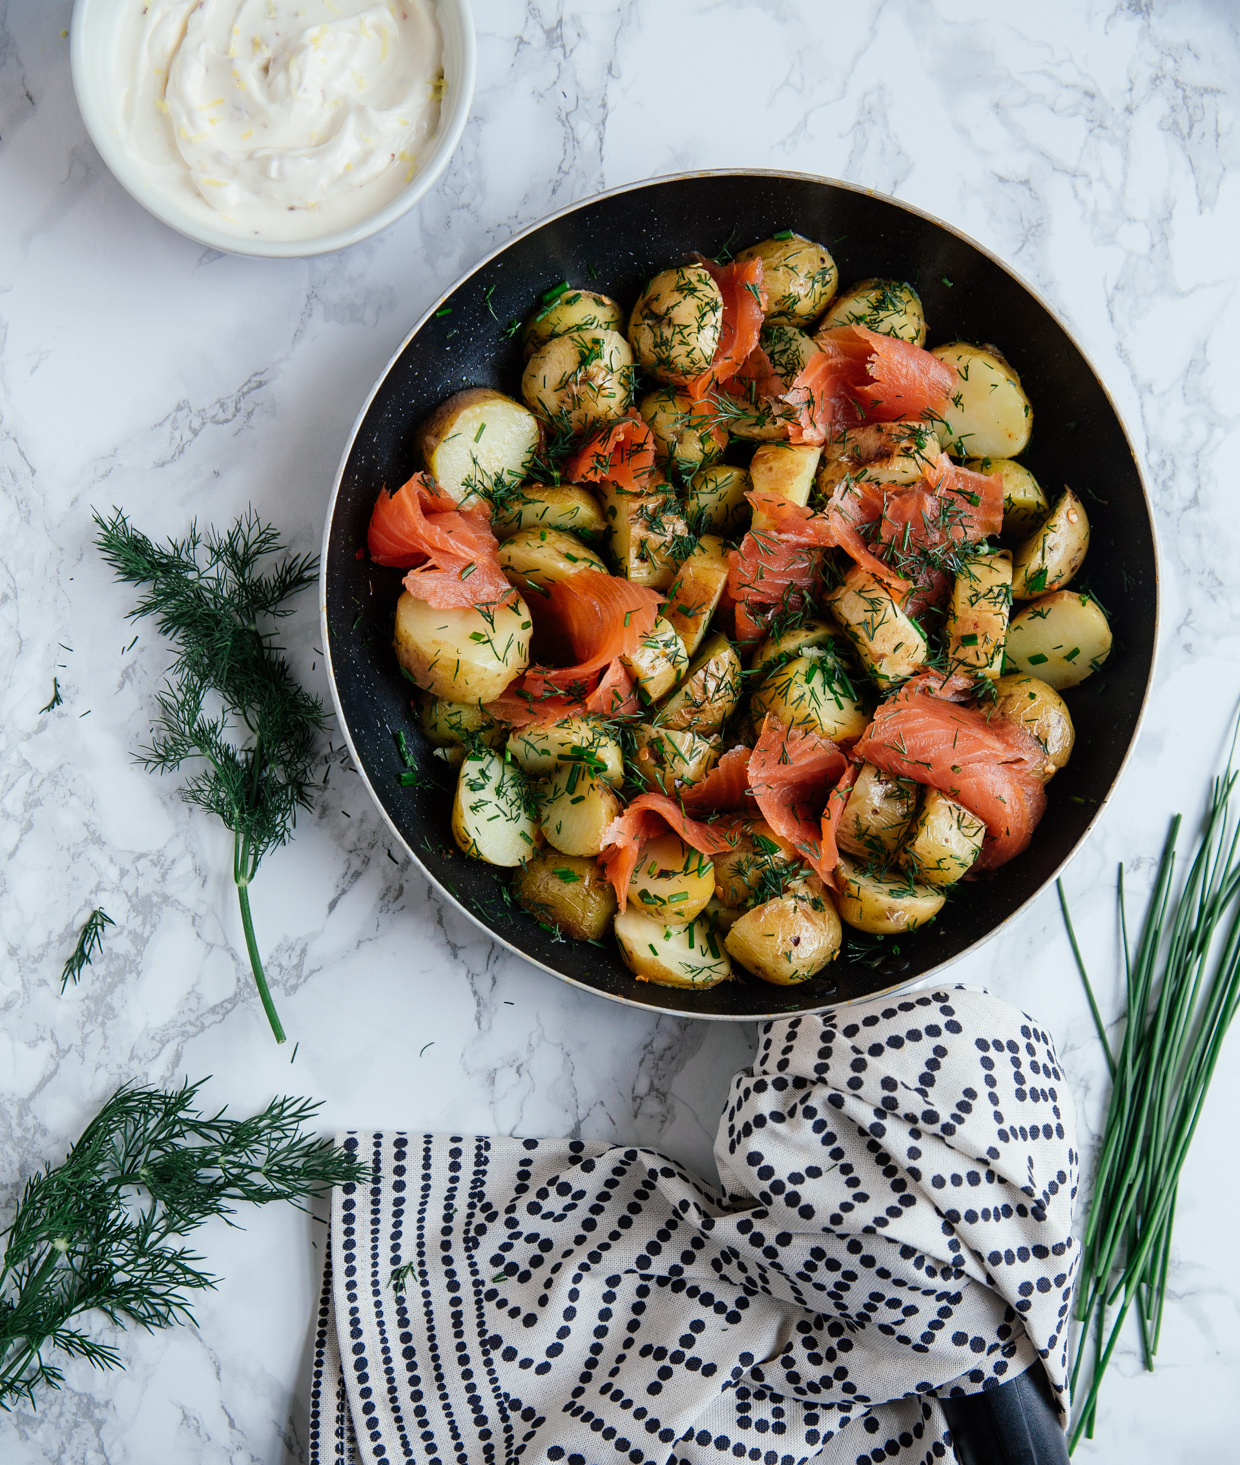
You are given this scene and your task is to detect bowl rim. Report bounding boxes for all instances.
[319,167,1162,1020]
[69,0,477,260]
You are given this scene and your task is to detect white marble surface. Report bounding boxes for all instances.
[1,0,1238,1460]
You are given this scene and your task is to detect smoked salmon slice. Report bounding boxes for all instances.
[368,474,515,608]
[849,325,957,422]
[853,692,1047,868]
[488,657,641,728]
[566,415,656,492]
[688,257,768,399]
[599,794,739,911]
[747,715,847,879]
[681,745,757,813]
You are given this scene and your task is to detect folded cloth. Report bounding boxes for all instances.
[309,986,1077,1464]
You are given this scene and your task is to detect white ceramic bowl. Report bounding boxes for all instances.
[70,0,476,259]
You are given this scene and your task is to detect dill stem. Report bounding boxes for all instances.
[236,875,284,1044]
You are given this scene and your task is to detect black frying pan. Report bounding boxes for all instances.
[320,170,1158,1021]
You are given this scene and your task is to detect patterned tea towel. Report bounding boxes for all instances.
[309,986,1078,1464]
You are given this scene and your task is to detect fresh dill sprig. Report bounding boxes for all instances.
[0,1079,366,1412]
[60,908,114,992]
[39,679,63,715]
[93,508,325,1044]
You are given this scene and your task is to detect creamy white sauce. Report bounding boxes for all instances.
[114,0,444,243]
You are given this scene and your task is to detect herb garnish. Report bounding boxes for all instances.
[60,908,114,992]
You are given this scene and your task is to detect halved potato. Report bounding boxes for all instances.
[749,620,846,681]
[931,343,1032,460]
[900,789,985,886]
[657,633,743,735]
[712,820,802,910]
[757,323,820,386]
[626,833,715,926]
[419,696,506,765]
[725,877,842,984]
[416,388,541,507]
[683,464,752,537]
[451,747,540,866]
[639,387,728,476]
[521,289,625,360]
[394,590,531,703]
[622,616,690,703]
[521,330,634,432]
[992,673,1075,781]
[736,234,838,325]
[498,527,606,594]
[614,907,732,988]
[1005,592,1112,690]
[817,420,938,496]
[837,763,921,861]
[749,650,870,743]
[492,484,607,540]
[598,479,691,590]
[816,278,926,346]
[627,265,724,384]
[1011,490,1089,600]
[540,763,623,857]
[826,567,928,690]
[513,851,617,940]
[749,442,823,511]
[835,859,946,935]
[965,457,1048,538]
[506,715,624,787]
[703,896,742,934]
[630,724,720,796]
[947,550,1013,679]
[664,535,731,659]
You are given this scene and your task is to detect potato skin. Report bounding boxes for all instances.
[627,265,723,384]
[657,633,743,735]
[992,673,1075,781]
[724,878,842,984]
[394,590,531,703]
[931,342,1032,460]
[947,550,1013,680]
[837,763,921,860]
[521,330,634,432]
[598,479,691,591]
[816,278,926,345]
[663,535,730,660]
[748,443,822,510]
[736,235,838,325]
[1005,592,1112,690]
[817,420,937,497]
[835,859,946,935]
[901,789,985,885]
[497,526,606,594]
[419,696,506,765]
[630,724,720,796]
[749,651,870,744]
[613,908,732,988]
[416,387,540,506]
[1011,490,1089,600]
[965,457,1048,538]
[521,289,625,360]
[506,715,625,787]
[540,764,623,857]
[626,833,715,927]
[826,567,928,690]
[492,485,607,541]
[513,852,617,940]
[639,387,728,476]
[621,616,689,703]
[682,465,752,537]
[711,820,801,910]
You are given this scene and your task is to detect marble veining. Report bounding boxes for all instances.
[1,1,1238,1460]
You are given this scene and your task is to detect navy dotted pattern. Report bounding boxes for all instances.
[308,987,1076,1465]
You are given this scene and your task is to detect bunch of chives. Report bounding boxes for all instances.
[1059,751,1240,1451]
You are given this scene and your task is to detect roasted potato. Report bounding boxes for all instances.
[639,387,728,477]
[826,567,928,690]
[931,343,1032,460]
[394,590,531,703]
[664,535,731,659]
[513,851,617,940]
[816,278,926,346]
[506,715,624,787]
[657,633,743,735]
[816,420,938,496]
[965,457,1048,538]
[419,696,506,765]
[626,833,716,926]
[1005,591,1112,690]
[630,724,720,795]
[757,322,820,385]
[492,484,607,541]
[621,615,690,703]
[749,620,847,681]
[613,907,732,988]
[712,821,802,910]
[837,763,921,861]
[749,442,823,512]
[992,673,1075,781]
[725,877,842,984]
[835,858,946,935]
[901,789,986,885]
[540,763,623,857]
[682,464,752,537]
[749,650,870,744]
[416,388,540,507]
[947,550,1013,679]
[627,264,724,385]
[597,479,691,590]
[498,526,606,594]
[521,329,634,432]
[521,288,625,360]
[1011,489,1089,600]
[451,747,540,867]
[736,234,838,325]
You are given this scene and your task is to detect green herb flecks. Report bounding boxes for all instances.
[40,679,63,714]
[93,509,325,1044]
[60,908,115,992]
[0,1080,365,1411]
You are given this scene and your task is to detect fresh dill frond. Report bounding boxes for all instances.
[93,508,325,1044]
[60,908,114,992]
[39,679,63,715]
[0,1080,366,1412]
